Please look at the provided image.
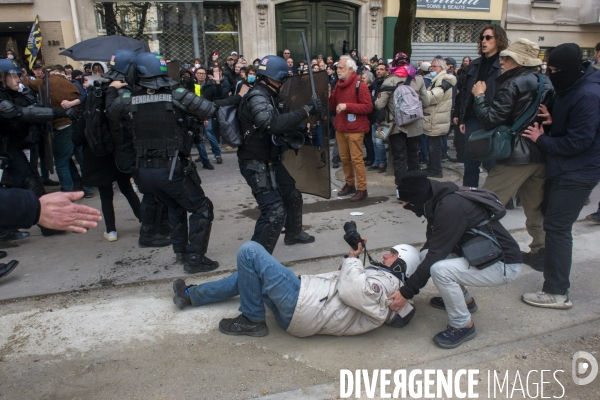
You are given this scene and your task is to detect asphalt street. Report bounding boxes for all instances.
[1,147,599,399]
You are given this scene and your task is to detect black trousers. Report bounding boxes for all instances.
[239,160,297,241]
[98,172,141,233]
[363,131,374,163]
[389,131,420,187]
[542,177,598,295]
[427,136,443,174]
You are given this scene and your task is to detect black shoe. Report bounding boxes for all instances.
[433,324,477,349]
[332,161,340,168]
[202,163,215,170]
[39,226,66,237]
[172,279,194,309]
[42,178,60,186]
[586,211,600,224]
[506,198,514,210]
[364,160,374,167]
[521,248,545,272]
[0,260,19,279]
[0,230,30,241]
[138,233,171,248]
[430,297,478,313]
[194,157,203,163]
[367,165,378,171]
[84,191,94,198]
[284,231,315,246]
[176,253,186,264]
[219,313,269,337]
[215,156,223,164]
[184,254,219,274]
[426,170,443,178]
[0,251,6,259]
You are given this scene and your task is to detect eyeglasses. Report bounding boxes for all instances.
[480,35,494,41]
[430,64,442,69]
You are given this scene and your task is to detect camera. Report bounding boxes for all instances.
[343,221,364,251]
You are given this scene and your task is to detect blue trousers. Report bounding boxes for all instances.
[189,241,300,328]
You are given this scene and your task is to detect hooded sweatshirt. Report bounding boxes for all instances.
[400,181,522,300]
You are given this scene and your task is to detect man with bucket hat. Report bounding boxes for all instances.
[471,38,555,270]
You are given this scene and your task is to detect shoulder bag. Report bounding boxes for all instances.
[465,73,544,162]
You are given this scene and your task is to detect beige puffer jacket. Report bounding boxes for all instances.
[423,70,457,137]
[286,257,412,337]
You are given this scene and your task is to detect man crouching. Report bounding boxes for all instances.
[172,240,419,337]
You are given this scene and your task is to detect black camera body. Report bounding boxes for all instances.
[343,221,363,250]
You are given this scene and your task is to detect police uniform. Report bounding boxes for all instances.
[236,55,321,254]
[107,52,219,273]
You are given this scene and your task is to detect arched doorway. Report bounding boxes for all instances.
[275,1,358,61]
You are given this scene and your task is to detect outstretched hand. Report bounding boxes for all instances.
[521,122,544,143]
[38,192,102,233]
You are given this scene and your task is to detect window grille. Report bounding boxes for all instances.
[412,19,489,43]
[94,2,240,66]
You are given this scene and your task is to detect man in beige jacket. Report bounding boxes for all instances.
[172,240,419,337]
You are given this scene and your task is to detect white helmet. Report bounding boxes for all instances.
[391,244,421,279]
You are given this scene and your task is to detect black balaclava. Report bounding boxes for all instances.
[397,170,433,218]
[547,43,585,94]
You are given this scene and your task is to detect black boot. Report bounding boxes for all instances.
[138,226,171,248]
[39,225,66,237]
[184,254,219,274]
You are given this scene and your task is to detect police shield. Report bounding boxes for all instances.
[167,60,181,82]
[279,70,331,199]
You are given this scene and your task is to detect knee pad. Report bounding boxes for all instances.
[256,203,285,254]
[189,219,212,256]
[193,197,214,221]
[284,189,303,209]
[266,202,285,226]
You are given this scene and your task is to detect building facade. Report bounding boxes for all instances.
[1,0,598,70]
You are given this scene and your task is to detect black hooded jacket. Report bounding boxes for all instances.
[400,181,522,300]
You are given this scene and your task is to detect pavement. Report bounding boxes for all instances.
[1,145,599,398]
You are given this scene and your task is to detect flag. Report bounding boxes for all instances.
[24,16,42,70]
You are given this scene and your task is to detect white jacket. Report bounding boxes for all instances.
[423,70,457,137]
[286,257,411,337]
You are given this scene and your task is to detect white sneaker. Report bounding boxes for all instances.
[103,231,118,242]
[522,291,572,309]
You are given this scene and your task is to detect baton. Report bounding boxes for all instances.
[169,149,179,180]
[301,32,317,101]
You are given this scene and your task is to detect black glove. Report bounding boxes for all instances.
[0,100,19,119]
[65,108,81,122]
[304,98,323,116]
[53,108,68,119]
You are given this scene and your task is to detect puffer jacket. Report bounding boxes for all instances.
[474,67,554,165]
[374,74,429,138]
[423,70,456,137]
[286,257,412,337]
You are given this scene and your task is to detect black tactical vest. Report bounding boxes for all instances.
[237,86,281,161]
[129,89,188,159]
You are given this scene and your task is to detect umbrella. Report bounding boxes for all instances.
[59,36,150,62]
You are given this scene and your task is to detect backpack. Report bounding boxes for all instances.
[83,81,114,156]
[455,186,506,221]
[392,76,423,126]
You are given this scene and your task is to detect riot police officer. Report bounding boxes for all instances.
[0,59,77,197]
[103,50,171,248]
[107,52,221,273]
[237,55,322,254]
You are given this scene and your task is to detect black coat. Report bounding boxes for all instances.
[473,67,555,165]
[400,181,522,300]
[71,124,125,187]
[458,54,502,123]
[0,187,40,230]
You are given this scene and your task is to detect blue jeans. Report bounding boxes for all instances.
[372,124,387,166]
[52,125,75,192]
[463,117,494,187]
[195,141,210,165]
[189,241,300,329]
[204,119,221,157]
[542,178,598,295]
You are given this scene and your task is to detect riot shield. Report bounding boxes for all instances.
[167,60,181,82]
[279,70,331,199]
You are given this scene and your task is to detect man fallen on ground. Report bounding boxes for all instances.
[172,239,419,337]
[388,171,522,349]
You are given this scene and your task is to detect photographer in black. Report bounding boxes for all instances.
[236,55,322,254]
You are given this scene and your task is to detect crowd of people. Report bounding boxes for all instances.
[1,24,599,349]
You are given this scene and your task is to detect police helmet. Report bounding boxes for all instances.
[135,52,169,79]
[104,50,137,82]
[389,244,421,281]
[0,59,22,89]
[256,55,289,83]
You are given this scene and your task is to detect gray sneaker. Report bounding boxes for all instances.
[522,291,572,309]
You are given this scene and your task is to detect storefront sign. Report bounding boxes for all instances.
[417,0,491,12]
